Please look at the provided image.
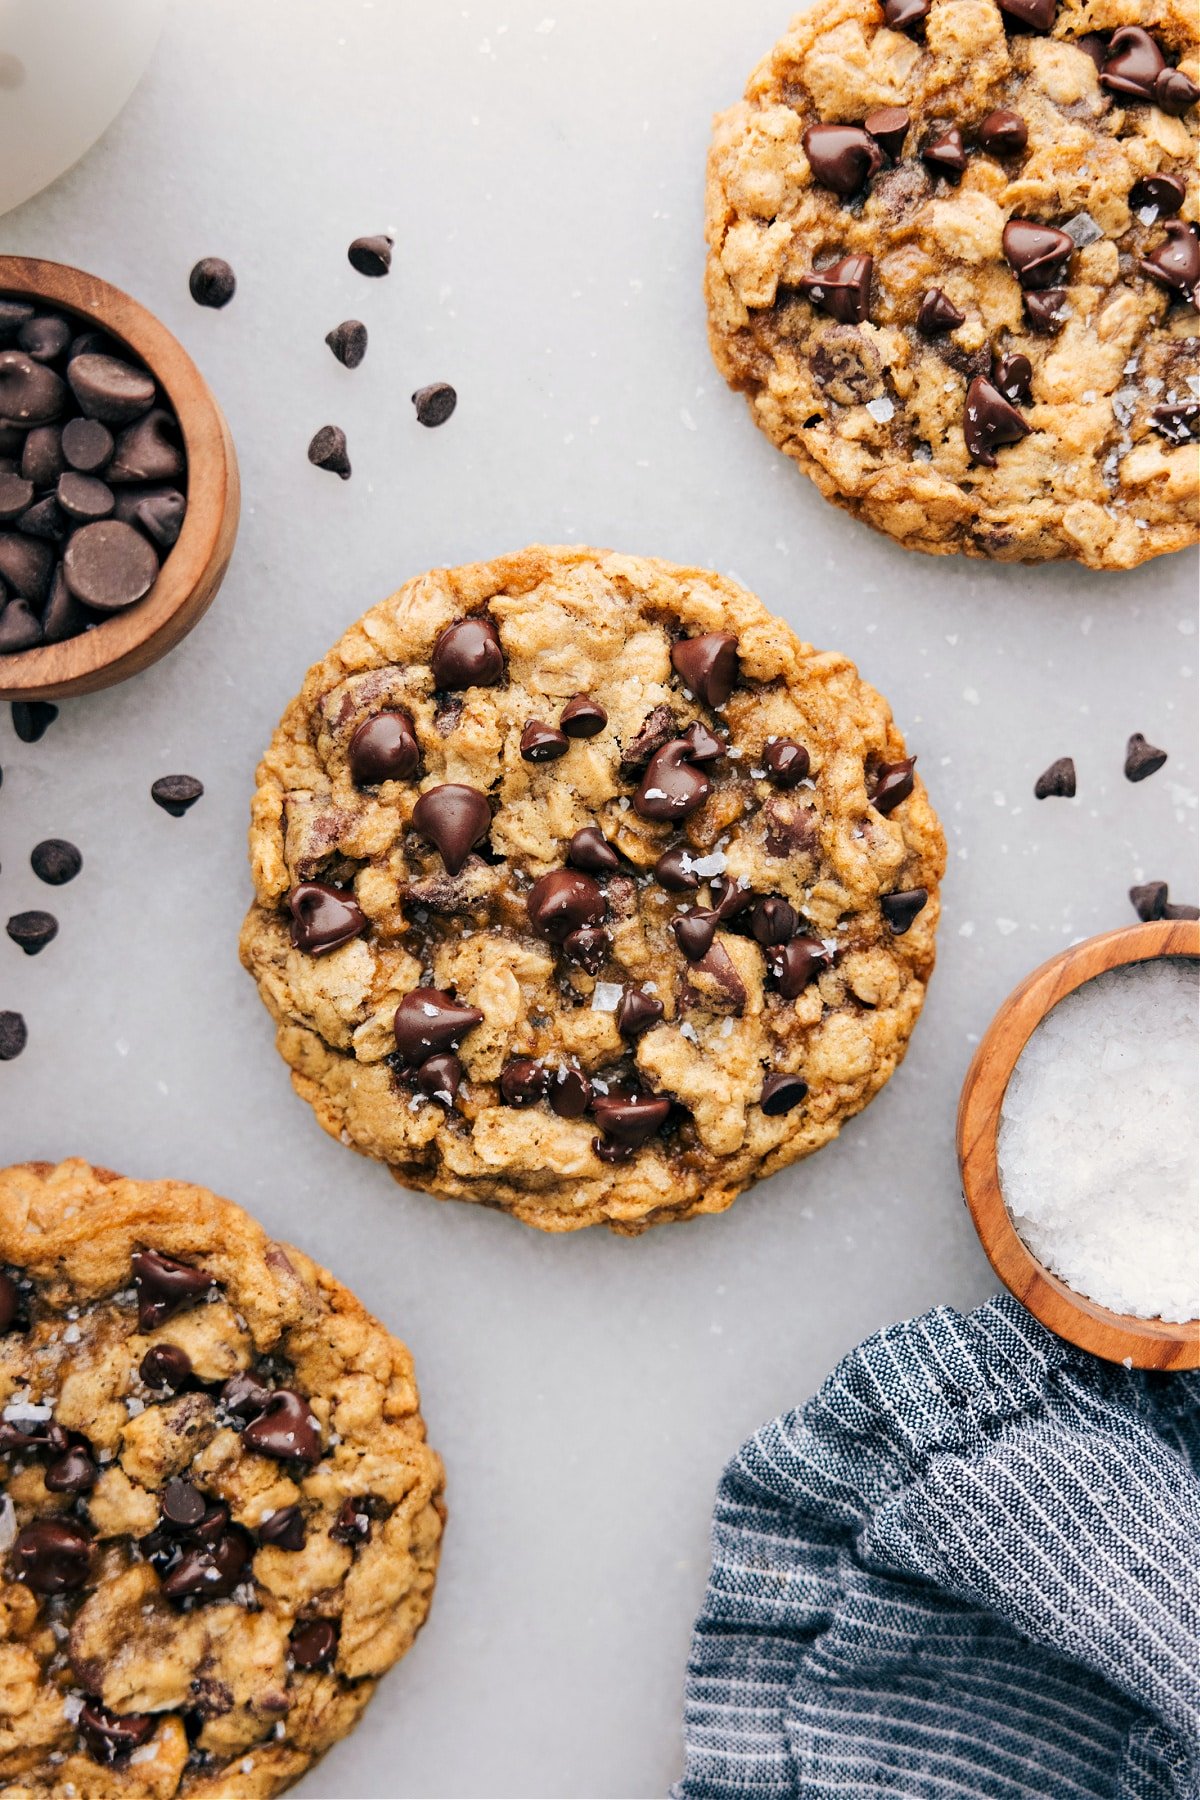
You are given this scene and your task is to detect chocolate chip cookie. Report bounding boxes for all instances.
[0,1159,443,1796]
[705,0,1199,567]
[240,547,944,1235]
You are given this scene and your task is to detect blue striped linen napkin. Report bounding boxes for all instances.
[674,1295,1200,1800]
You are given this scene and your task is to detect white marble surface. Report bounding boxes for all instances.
[0,3,1196,1795]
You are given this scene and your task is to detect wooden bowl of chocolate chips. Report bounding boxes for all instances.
[0,256,239,699]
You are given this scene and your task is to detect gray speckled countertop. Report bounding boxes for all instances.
[0,3,1196,1794]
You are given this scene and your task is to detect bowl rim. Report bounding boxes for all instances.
[957,917,1200,1370]
[0,254,238,698]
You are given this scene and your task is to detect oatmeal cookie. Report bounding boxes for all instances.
[240,547,945,1235]
[0,1159,443,1798]
[705,0,1199,567]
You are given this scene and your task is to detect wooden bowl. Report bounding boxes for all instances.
[0,255,239,700]
[958,919,1200,1370]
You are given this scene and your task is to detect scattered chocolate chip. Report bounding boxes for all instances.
[61,416,114,472]
[883,0,929,32]
[992,350,1033,403]
[326,320,367,368]
[653,846,699,891]
[431,616,504,688]
[802,124,884,197]
[750,897,798,946]
[1023,288,1069,334]
[189,258,236,308]
[0,1272,17,1328]
[1034,756,1076,799]
[767,936,830,998]
[331,1497,373,1546]
[880,888,928,934]
[1130,879,1168,921]
[799,254,873,324]
[560,695,607,738]
[6,910,57,955]
[139,1343,192,1390]
[78,1701,154,1766]
[520,719,570,763]
[66,353,154,427]
[258,1505,306,1551]
[393,988,484,1065]
[44,1441,97,1493]
[291,1619,338,1670]
[220,1372,273,1420]
[412,783,492,874]
[415,1051,462,1107]
[1099,26,1163,101]
[0,598,43,652]
[616,989,664,1038]
[1140,223,1200,302]
[916,288,965,335]
[0,351,66,426]
[148,773,205,821]
[549,1067,592,1118]
[671,632,739,708]
[998,0,1055,29]
[349,711,419,786]
[760,1073,808,1116]
[500,1058,549,1107]
[412,382,457,426]
[242,1388,322,1465]
[561,924,611,973]
[978,109,1028,156]
[348,235,393,277]
[1154,67,1200,114]
[1124,733,1167,782]
[567,826,619,873]
[764,739,810,788]
[12,1516,91,1592]
[307,424,351,479]
[287,880,367,955]
[869,758,916,815]
[591,1093,672,1148]
[161,1526,250,1601]
[682,720,724,764]
[0,1012,28,1060]
[162,1478,208,1529]
[1151,401,1199,445]
[132,1250,213,1331]
[921,127,968,180]
[863,106,909,159]
[635,740,712,822]
[963,376,1031,466]
[673,909,720,962]
[1003,219,1073,289]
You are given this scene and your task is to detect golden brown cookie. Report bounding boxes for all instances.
[240,546,945,1235]
[705,0,1199,567]
[0,1159,443,1798]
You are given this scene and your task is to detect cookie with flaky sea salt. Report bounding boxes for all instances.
[239,546,945,1235]
[0,1159,443,1798]
[705,0,1199,568]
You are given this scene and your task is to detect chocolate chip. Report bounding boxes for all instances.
[220,1372,273,1420]
[331,1497,373,1546]
[802,124,884,197]
[0,532,54,602]
[0,351,66,426]
[412,382,457,426]
[431,616,504,688]
[1164,901,1200,920]
[1003,219,1073,289]
[349,711,419,786]
[132,1250,213,1330]
[963,376,1031,466]
[61,417,114,473]
[307,424,351,479]
[916,288,965,335]
[767,936,830,998]
[616,989,664,1039]
[66,330,113,363]
[653,846,700,891]
[1130,880,1168,922]
[621,703,678,769]
[78,1702,154,1766]
[549,1067,592,1118]
[161,1526,251,1600]
[1034,756,1076,799]
[998,0,1055,28]
[0,1271,17,1327]
[326,319,368,368]
[992,351,1033,403]
[500,1058,549,1106]
[348,234,393,277]
[750,897,798,946]
[760,1073,808,1116]
[560,695,607,738]
[635,740,712,822]
[567,827,619,873]
[287,880,367,955]
[1151,401,1199,446]
[290,1619,338,1670]
[682,720,724,764]
[526,869,607,944]
[123,486,186,549]
[520,719,570,763]
[67,353,155,426]
[44,1442,97,1493]
[415,1051,462,1107]
[17,497,67,542]
[863,106,909,160]
[798,254,873,325]
[0,301,34,345]
[591,1093,672,1148]
[869,757,916,815]
[921,127,968,180]
[6,910,57,955]
[978,109,1028,156]
[258,1505,306,1550]
[1140,223,1200,303]
[561,924,611,973]
[883,0,929,32]
[1023,289,1069,334]
[673,909,720,962]
[880,888,928,934]
[412,784,492,874]
[0,1011,28,1060]
[0,598,43,652]
[594,1137,634,1164]
[0,471,33,519]
[764,739,810,788]
[711,877,754,922]
[1154,68,1200,114]
[671,632,739,708]
[139,1343,192,1390]
[57,472,114,522]
[1124,733,1167,782]
[1099,26,1163,101]
[162,1478,208,1529]
[189,258,236,308]
[20,421,65,486]
[242,1388,323,1465]
[1130,173,1186,218]
[393,988,484,1064]
[12,1517,91,1592]
[63,518,158,610]
[107,408,185,484]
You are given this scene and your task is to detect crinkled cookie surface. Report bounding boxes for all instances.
[0,1160,443,1799]
[705,0,1199,567]
[240,547,945,1235]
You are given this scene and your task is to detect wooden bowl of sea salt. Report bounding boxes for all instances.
[958,919,1199,1371]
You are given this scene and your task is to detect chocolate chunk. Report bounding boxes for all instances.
[1099,26,1164,101]
[764,739,810,788]
[1034,756,1076,799]
[527,869,606,944]
[500,1058,549,1107]
[259,1505,306,1550]
[621,703,678,768]
[21,424,65,487]
[415,1051,462,1107]
[139,1343,192,1390]
[921,127,968,180]
[287,880,367,954]
[869,757,916,814]
[63,518,158,610]
[760,1073,809,1116]
[331,1497,373,1546]
[978,109,1028,156]
[58,472,114,522]
[863,106,909,160]
[412,382,457,426]
[963,376,1031,466]
[349,711,419,786]
[1130,880,1168,922]
[307,424,351,479]
[0,472,33,519]
[348,234,393,277]
[671,632,739,708]
[161,1526,250,1600]
[132,1250,213,1330]
[992,351,1033,403]
[326,320,368,368]
[549,1067,592,1118]
[883,0,929,31]
[1023,289,1069,334]
[220,1372,273,1420]
[880,888,928,933]
[686,940,747,1015]
[0,599,43,653]
[150,774,204,817]
[673,909,720,962]
[916,288,965,334]
[0,1272,17,1327]
[1150,401,1200,445]
[1154,68,1200,114]
[1124,733,1167,782]
[0,351,66,426]
[412,784,492,874]
[591,1093,672,1148]
[12,700,57,742]
[998,0,1055,28]
[1003,219,1073,288]
[567,827,619,873]
[0,1012,27,1061]
[564,923,610,972]
[393,988,484,1064]
[78,1702,154,1766]
[560,695,607,738]
[291,1619,338,1670]
[67,354,154,426]
[6,910,57,955]
[162,1478,208,1529]
[44,1442,97,1493]
[520,719,570,763]
[767,936,830,998]
[107,409,184,484]
[798,254,873,324]
[242,1389,322,1465]
[0,532,54,602]
[30,839,82,885]
[653,846,700,891]
[189,258,236,308]
[61,417,114,473]
[431,616,504,688]
[1140,223,1200,302]
[1130,173,1186,218]
[635,740,712,821]
[750,897,798,946]
[12,1517,91,1593]
[616,989,664,1038]
[682,720,724,764]
[802,124,884,197]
